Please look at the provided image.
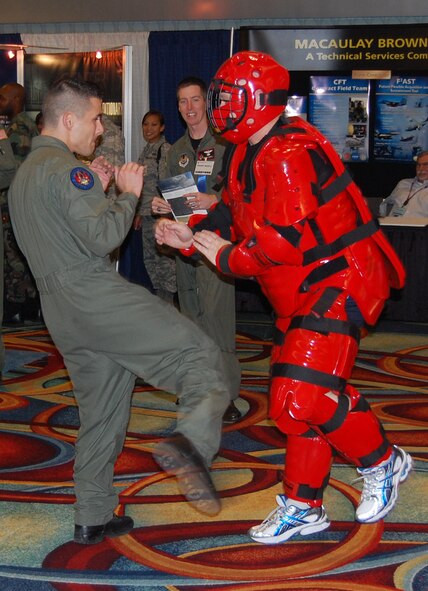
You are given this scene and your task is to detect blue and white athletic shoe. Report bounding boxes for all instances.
[355,445,413,523]
[248,495,330,544]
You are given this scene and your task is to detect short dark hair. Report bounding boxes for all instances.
[142,109,165,127]
[176,76,207,100]
[42,77,103,127]
[416,150,428,162]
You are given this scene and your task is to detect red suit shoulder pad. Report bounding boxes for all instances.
[261,137,320,226]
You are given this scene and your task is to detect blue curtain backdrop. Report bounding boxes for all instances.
[0,34,21,85]
[148,29,237,145]
[119,29,237,286]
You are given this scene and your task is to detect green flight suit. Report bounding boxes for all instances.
[166,128,241,400]
[9,135,229,526]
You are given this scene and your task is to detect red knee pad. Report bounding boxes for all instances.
[319,385,391,467]
[269,324,358,427]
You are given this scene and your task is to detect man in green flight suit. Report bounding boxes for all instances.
[152,77,242,424]
[8,77,230,545]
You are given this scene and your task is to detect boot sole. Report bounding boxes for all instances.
[153,442,221,516]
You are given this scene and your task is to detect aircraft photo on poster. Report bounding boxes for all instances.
[374,76,428,161]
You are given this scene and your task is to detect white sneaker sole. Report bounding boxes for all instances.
[250,516,330,545]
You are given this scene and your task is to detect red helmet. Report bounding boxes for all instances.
[207,51,289,144]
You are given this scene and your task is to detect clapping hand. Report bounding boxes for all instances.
[90,156,115,191]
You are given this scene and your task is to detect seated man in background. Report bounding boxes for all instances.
[379,150,428,217]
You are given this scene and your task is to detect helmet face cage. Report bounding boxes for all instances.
[207,80,247,136]
[208,52,290,143]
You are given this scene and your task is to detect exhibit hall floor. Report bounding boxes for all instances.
[0,313,426,591]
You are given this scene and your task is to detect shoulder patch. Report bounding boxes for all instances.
[70,167,95,190]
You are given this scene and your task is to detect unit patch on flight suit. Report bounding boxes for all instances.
[70,167,95,190]
[179,154,190,168]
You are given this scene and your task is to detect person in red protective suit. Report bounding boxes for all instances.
[155,51,413,544]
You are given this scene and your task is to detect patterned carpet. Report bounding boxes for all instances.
[0,315,427,591]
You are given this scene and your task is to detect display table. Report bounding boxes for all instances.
[379,220,428,322]
[118,219,428,323]
[236,222,428,323]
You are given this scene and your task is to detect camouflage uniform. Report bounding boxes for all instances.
[9,134,230,525]
[1,112,39,319]
[94,115,125,200]
[136,137,176,300]
[0,128,18,370]
[90,115,126,262]
[0,130,17,190]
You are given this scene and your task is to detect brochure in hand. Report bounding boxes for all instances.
[157,171,207,222]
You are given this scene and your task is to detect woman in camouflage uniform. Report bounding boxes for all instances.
[134,110,176,303]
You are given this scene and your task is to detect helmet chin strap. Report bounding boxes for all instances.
[225,116,237,131]
[260,89,289,106]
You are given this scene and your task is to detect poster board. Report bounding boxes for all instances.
[309,76,369,162]
[374,76,428,161]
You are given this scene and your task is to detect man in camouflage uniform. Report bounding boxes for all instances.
[0,125,18,376]
[0,83,39,323]
[93,114,125,199]
[91,114,125,263]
